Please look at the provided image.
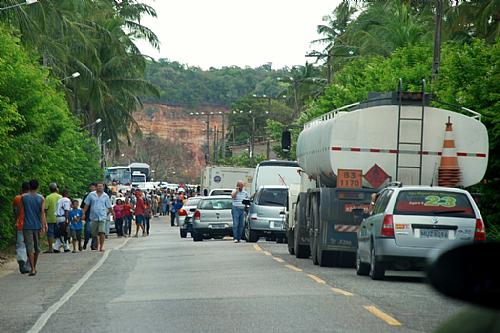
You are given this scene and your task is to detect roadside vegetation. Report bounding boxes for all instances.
[0,0,157,250]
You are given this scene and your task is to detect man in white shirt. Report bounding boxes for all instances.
[231,181,249,243]
[53,190,71,252]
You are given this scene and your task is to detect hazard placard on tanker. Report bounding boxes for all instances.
[336,169,362,188]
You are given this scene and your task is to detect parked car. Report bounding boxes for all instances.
[191,196,233,242]
[209,188,233,196]
[244,185,288,243]
[356,185,485,280]
[179,196,203,238]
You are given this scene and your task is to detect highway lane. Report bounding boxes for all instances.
[0,216,458,332]
[257,240,465,332]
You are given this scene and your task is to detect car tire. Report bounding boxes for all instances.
[180,229,187,238]
[356,250,370,276]
[192,232,203,242]
[245,224,258,243]
[369,243,385,280]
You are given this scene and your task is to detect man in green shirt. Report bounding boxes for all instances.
[45,183,61,253]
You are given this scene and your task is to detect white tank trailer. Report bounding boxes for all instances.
[285,89,489,267]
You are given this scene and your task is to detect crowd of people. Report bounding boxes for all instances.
[12,179,197,276]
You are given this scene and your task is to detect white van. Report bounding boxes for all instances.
[251,160,301,196]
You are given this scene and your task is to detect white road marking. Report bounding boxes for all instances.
[273,257,285,263]
[27,238,130,333]
[262,251,272,256]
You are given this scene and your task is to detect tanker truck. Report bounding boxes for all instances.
[284,87,488,267]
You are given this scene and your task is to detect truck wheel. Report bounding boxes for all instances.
[245,225,258,243]
[356,250,370,276]
[369,244,385,280]
[180,229,187,238]
[192,232,203,242]
[311,200,320,265]
[287,229,295,255]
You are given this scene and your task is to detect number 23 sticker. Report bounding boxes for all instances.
[424,196,457,208]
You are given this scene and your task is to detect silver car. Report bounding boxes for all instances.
[244,186,288,243]
[357,185,485,280]
[179,196,203,238]
[192,196,233,242]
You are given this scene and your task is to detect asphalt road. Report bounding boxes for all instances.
[0,216,463,333]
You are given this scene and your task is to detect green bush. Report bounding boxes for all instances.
[0,26,101,249]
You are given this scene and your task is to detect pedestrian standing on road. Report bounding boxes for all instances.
[12,182,31,274]
[113,199,125,237]
[45,183,61,253]
[144,199,151,236]
[123,197,133,237]
[69,199,83,253]
[81,183,97,250]
[54,189,71,253]
[162,192,169,216]
[231,181,249,243]
[22,179,47,276]
[151,194,158,218]
[134,190,146,237]
[82,182,114,252]
[170,197,182,227]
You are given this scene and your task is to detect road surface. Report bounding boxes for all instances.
[0,216,463,332]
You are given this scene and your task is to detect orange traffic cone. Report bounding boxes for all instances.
[438,117,461,187]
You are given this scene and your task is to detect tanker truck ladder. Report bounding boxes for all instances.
[395,79,427,185]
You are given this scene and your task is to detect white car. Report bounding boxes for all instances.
[356,185,485,280]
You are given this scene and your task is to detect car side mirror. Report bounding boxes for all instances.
[427,242,500,310]
[242,199,251,206]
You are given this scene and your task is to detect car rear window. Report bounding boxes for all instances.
[199,199,232,210]
[258,189,288,207]
[186,198,201,206]
[210,190,232,196]
[393,190,475,218]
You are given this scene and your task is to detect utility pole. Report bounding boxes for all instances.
[251,115,256,160]
[206,113,210,165]
[213,125,217,162]
[221,112,226,158]
[432,0,443,82]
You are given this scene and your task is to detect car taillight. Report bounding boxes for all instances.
[381,214,395,238]
[250,214,257,221]
[178,209,187,216]
[193,210,201,222]
[474,218,486,241]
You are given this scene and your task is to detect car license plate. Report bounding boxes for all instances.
[211,224,225,229]
[270,221,282,229]
[420,229,448,239]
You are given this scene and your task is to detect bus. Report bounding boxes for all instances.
[129,162,151,181]
[105,166,131,185]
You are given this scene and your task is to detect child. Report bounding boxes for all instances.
[113,199,124,237]
[69,199,83,253]
[144,199,151,236]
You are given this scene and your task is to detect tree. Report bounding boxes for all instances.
[0,26,101,249]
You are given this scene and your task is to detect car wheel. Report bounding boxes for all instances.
[276,237,285,244]
[369,243,385,280]
[356,250,370,276]
[245,224,258,243]
[180,229,187,238]
[192,232,203,242]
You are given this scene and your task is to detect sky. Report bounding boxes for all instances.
[135,0,342,69]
